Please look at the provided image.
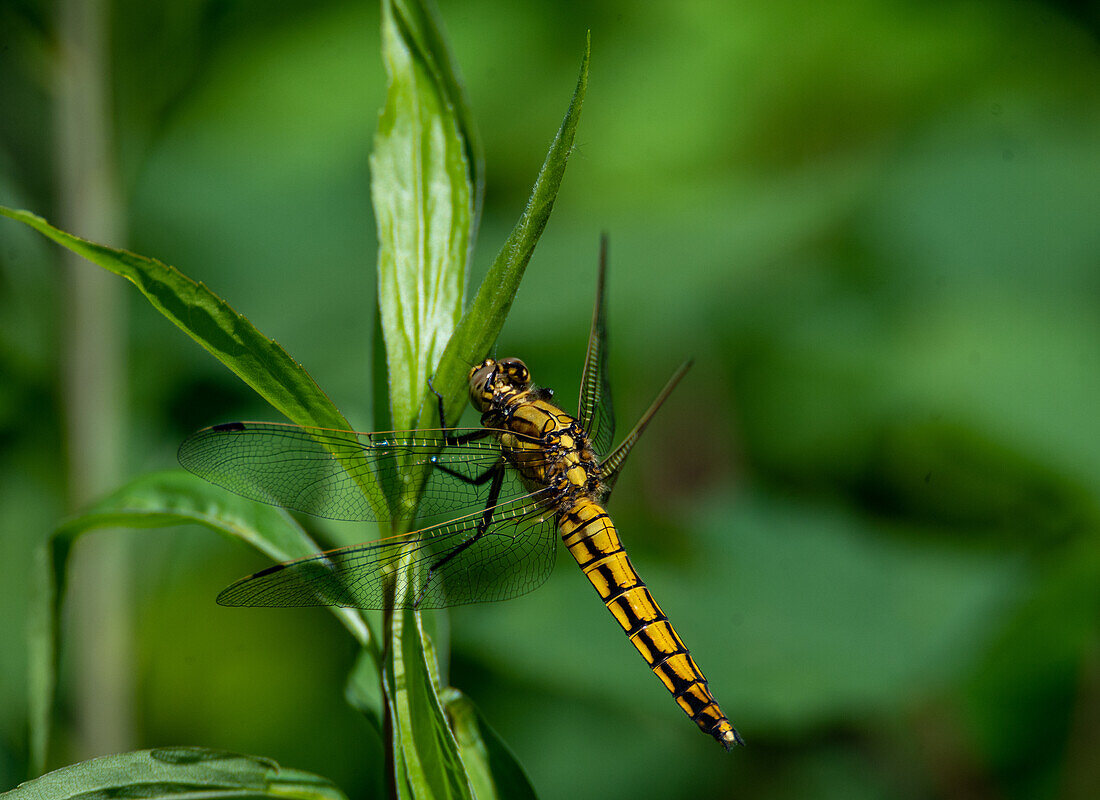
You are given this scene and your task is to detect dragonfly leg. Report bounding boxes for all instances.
[428,376,496,445]
[428,457,503,487]
[413,461,506,608]
[428,375,448,428]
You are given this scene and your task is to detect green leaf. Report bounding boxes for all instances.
[2,747,347,800]
[0,203,388,517]
[0,205,386,525]
[371,303,394,433]
[0,206,352,434]
[422,34,590,431]
[372,0,474,432]
[443,689,538,800]
[27,470,376,777]
[385,607,474,800]
[389,0,485,244]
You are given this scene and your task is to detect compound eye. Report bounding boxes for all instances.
[468,361,498,411]
[500,357,529,386]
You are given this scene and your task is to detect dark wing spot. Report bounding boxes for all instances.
[212,421,247,432]
[248,562,286,579]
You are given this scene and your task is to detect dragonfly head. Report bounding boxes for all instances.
[469,357,531,412]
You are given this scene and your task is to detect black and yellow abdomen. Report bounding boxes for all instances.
[559,499,741,750]
[471,355,740,749]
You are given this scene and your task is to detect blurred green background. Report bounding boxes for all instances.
[3,0,1100,798]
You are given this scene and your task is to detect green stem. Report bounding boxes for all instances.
[55,0,132,760]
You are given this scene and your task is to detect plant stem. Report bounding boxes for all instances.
[55,0,133,759]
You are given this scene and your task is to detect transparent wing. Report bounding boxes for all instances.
[216,490,559,610]
[577,236,615,456]
[178,421,551,522]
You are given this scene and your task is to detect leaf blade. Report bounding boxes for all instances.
[0,204,388,519]
[389,0,485,247]
[372,0,474,432]
[0,207,352,434]
[27,471,376,775]
[443,689,539,800]
[3,748,348,800]
[386,607,474,800]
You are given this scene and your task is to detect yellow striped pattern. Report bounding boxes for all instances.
[559,499,740,749]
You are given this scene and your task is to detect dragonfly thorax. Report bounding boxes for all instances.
[469,358,604,511]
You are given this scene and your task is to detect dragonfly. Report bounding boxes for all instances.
[178,240,741,750]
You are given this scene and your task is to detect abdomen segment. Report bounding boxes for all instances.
[558,500,742,750]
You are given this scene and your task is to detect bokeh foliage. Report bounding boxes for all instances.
[2,1,1100,799]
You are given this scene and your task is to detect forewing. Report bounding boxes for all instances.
[577,236,615,456]
[215,490,559,610]
[178,422,543,521]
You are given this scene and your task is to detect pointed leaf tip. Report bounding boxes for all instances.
[422,37,591,430]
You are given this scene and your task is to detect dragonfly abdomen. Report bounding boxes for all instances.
[558,499,742,750]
